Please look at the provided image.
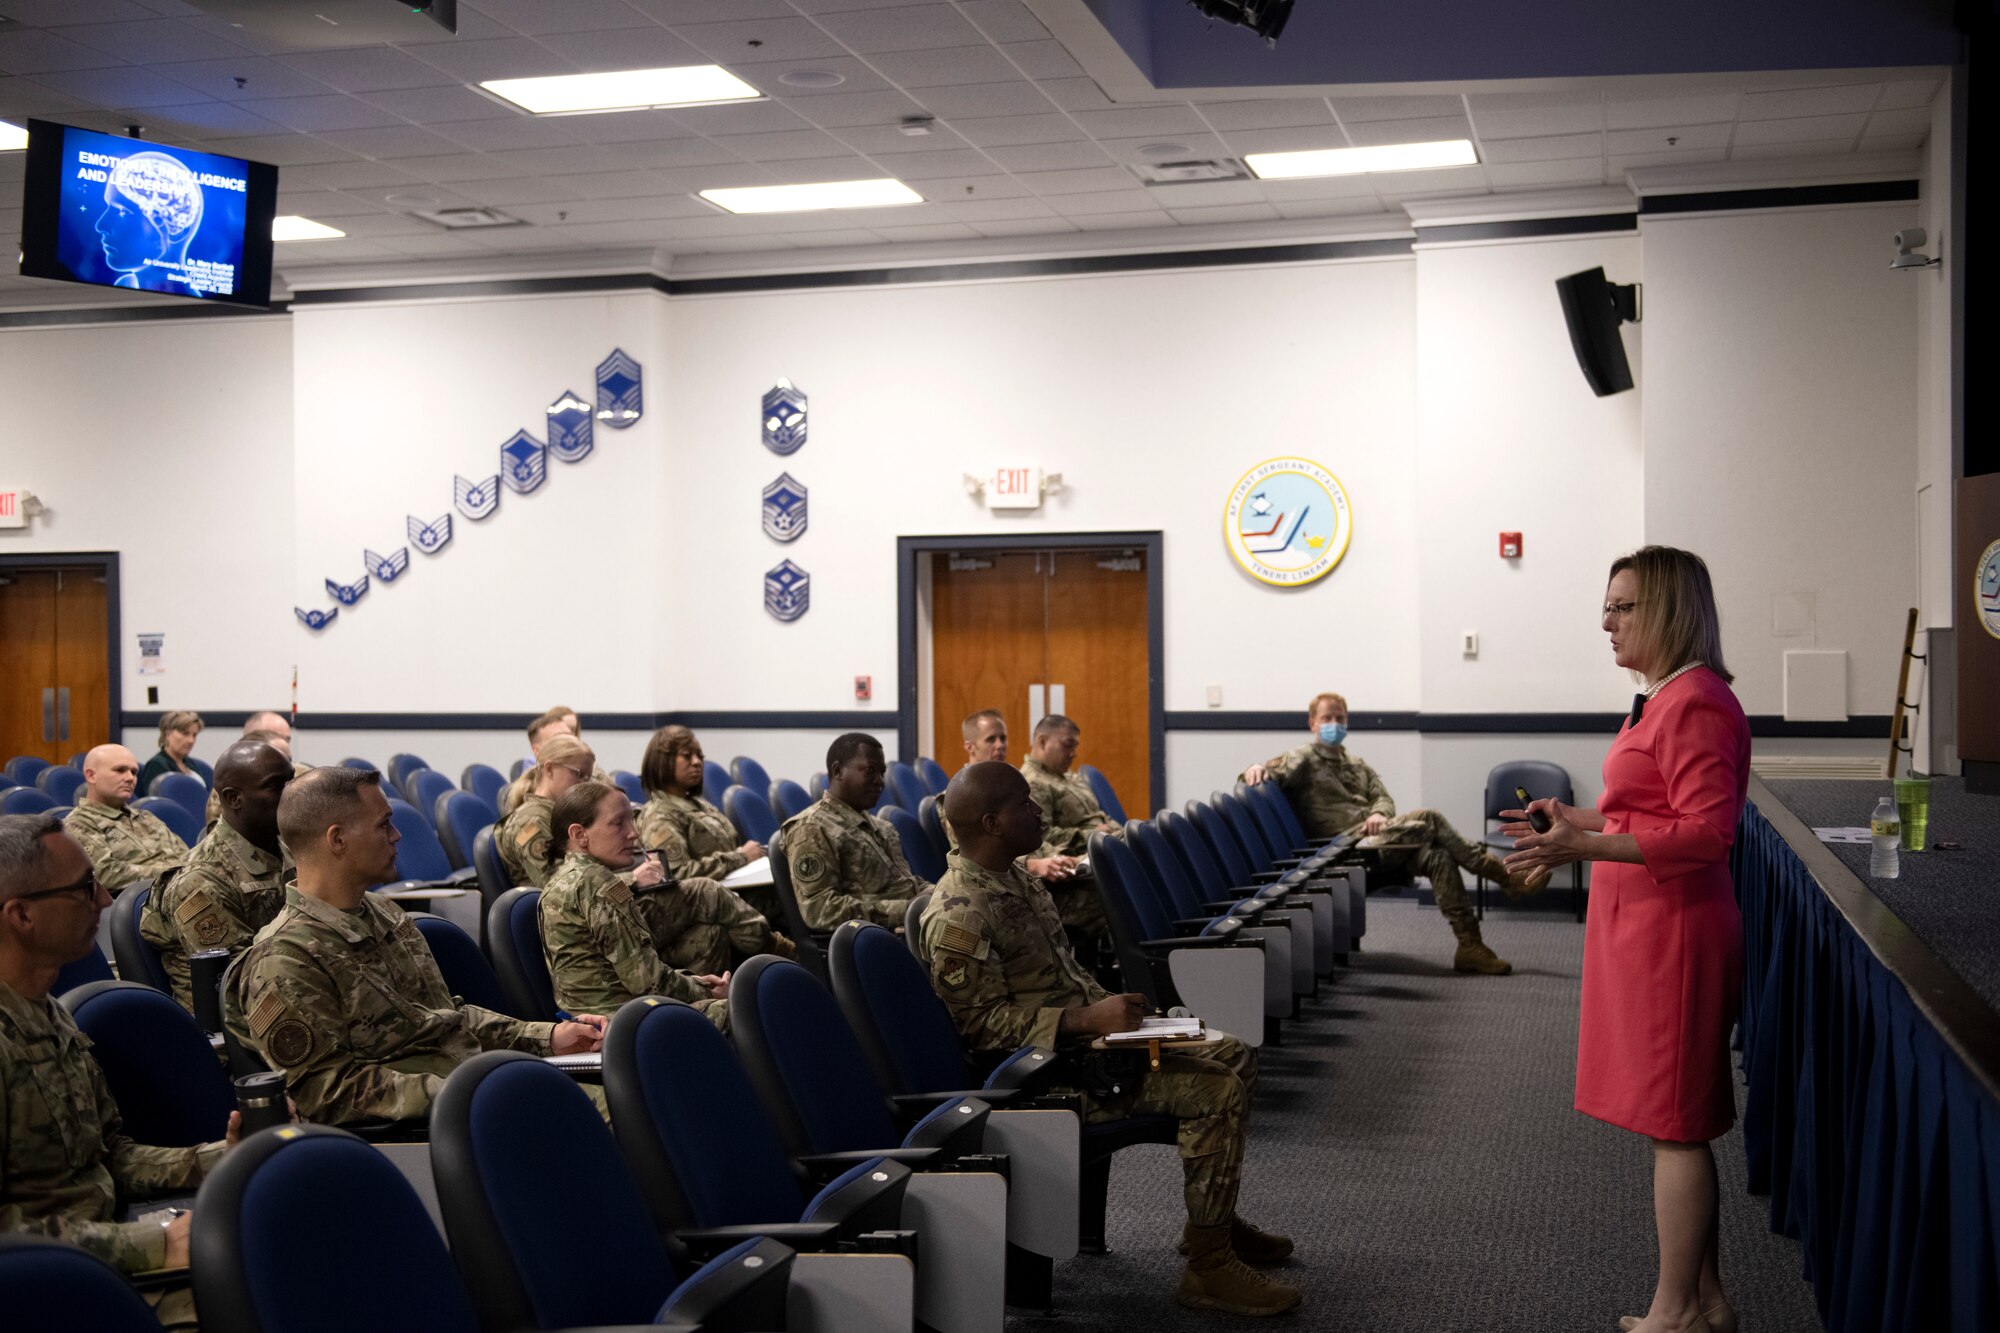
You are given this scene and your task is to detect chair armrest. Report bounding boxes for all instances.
[126,1267,190,1291]
[445,866,478,884]
[890,1088,1023,1110]
[798,1147,942,1178]
[675,1222,841,1257]
[1142,934,1261,952]
[1249,870,1286,883]
[344,1119,428,1144]
[1270,856,1304,869]
[1172,915,1226,933]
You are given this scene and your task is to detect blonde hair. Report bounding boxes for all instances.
[532,734,595,788]
[158,710,203,746]
[1307,692,1348,718]
[1609,546,1733,684]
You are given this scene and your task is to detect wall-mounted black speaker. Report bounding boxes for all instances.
[1555,267,1641,397]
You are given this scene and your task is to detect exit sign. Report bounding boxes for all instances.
[0,489,24,529]
[987,465,1044,510]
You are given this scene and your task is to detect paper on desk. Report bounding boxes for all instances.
[723,859,775,888]
[545,1052,603,1072]
[1104,1015,1205,1043]
[1812,827,1874,845]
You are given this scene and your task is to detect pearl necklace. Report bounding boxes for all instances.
[1630,662,1703,724]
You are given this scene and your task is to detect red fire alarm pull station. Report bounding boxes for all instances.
[1499,532,1522,559]
[854,675,873,702]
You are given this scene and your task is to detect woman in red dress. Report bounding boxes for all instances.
[1505,546,1751,1333]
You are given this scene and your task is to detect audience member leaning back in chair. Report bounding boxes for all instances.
[64,743,188,895]
[0,813,249,1331]
[780,733,926,932]
[539,780,733,1027]
[141,740,295,1012]
[225,767,605,1127]
[921,762,1301,1317]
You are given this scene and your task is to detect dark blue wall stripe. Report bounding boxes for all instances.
[1640,179,1919,216]
[1413,213,1637,245]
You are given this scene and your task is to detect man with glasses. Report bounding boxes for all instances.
[0,813,246,1329]
[1242,692,1536,976]
[64,743,189,895]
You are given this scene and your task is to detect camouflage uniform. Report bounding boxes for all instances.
[1253,742,1498,938]
[942,815,1105,935]
[778,795,927,932]
[64,798,187,895]
[919,853,1256,1228]
[1,980,219,1328]
[537,852,729,1026]
[225,886,556,1126]
[140,819,291,1013]
[1010,759,1113,938]
[499,765,611,818]
[638,791,778,921]
[496,794,557,888]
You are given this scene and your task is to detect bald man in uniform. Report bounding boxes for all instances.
[921,762,1299,1317]
[64,744,188,895]
[202,711,299,831]
[140,741,295,1012]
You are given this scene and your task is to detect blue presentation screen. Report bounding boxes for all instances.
[18,120,278,308]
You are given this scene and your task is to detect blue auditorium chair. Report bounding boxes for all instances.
[66,750,90,769]
[701,761,731,807]
[109,886,172,995]
[470,826,512,942]
[407,912,520,1019]
[605,996,914,1258]
[432,790,496,872]
[1477,760,1583,920]
[1181,801,1358,962]
[5,755,50,785]
[380,800,474,888]
[2,787,57,815]
[185,758,213,788]
[485,888,556,1021]
[430,1052,798,1332]
[916,756,949,796]
[44,806,71,822]
[404,768,454,823]
[385,753,428,792]
[339,756,376,771]
[459,762,506,807]
[53,946,115,996]
[149,772,206,818]
[216,953,269,1082]
[61,981,234,1146]
[722,784,780,846]
[881,806,945,884]
[132,796,200,847]
[769,778,812,821]
[808,770,828,799]
[1234,781,1338,866]
[1077,764,1128,825]
[916,795,950,864]
[191,1126,484,1333]
[0,774,15,792]
[611,769,646,806]
[729,755,772,799]
[883,762,926,815]
[902,890,929,961]
[508,757,530,780]
[35,764,84,804]
[829,921,1176,1254]
[767,833,830,980]
[1131,820,1312,1001]
[0,1235,163,1333]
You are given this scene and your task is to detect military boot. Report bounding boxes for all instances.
[1175,1215,1295,1265]
[1448,913,1512,975]
[1176,1222,1303,1316]
[1478,853,1549,902]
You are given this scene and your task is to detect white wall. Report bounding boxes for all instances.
[1639,203,1918,719]
[1913,75,1958,773]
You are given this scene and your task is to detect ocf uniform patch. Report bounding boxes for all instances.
[268,1019,314,1067]
[936,957,969,990]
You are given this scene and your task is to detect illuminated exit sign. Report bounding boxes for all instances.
[988,465,1043,510]
[0,489,25,529]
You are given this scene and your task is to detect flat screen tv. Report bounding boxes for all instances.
[18,119,278,308]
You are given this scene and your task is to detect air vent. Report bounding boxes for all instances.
[1749,755,1885,781]
[1133,158,1252,185]
[415,207,524,230]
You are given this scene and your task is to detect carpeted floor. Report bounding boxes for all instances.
[1016,898,1823,1332]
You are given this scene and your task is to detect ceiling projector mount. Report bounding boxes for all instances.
[1186,0,1296,47]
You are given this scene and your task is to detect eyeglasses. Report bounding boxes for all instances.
[1602,601,1639,619]
[16,869,98,903]
[550,763,588,781]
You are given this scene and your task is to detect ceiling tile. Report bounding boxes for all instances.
[532,168,685,200]
[1090,132,1234,163]
[1220,124,1351,155]
[137,100,286,139]
[238,94,403,133]
[908,173,1029,199]
[1604,122,1730,154]
[667,99,809,134]
[1038,78,1116,113]
[63,18,253,66]
[867,221,983,241]
[811,5,984,53]
[916,80,1055,119]
[1471,101,1603,138]
[1864,105,1933,137]
[650,162,778,190]
[671,17,847,64]
[634,0,798,25]
[464,0,658,35]
[1068,210,1174,231]
[314,124,471,159]
[567,108,713,144]
[929,193,1052,218]
[380,152,519,182]
[970,216,1078,236]
[792,0,947,12]
[724,57,892,98]
[708,127,857,160]
[600,137,749,170]
[1145,179,1266,206]
[1477,131,1602,163]
[1047,189,1159,215]
[33,65,217,108]
[787,88,929,127]
[1344,114,1472,146]
[1856,131,1926,152]
[1367,164,1488,200]
[1068,104,1207,139]
[192,132,359,165]
[376,9,516,42]
[1199,98,1332,131]
[956,0,1050,44]
[1607,147,1727,174]
[273,188,389,218]
[364,232,510,258]
[832,122,972,153]
[151,57,335,102]
[1332,94,1463,122]
[770,227,887,246]
[0,0,156,21]
[1272,197,1395,219]
[360,85,517,124]
[532,25,709,72]
[1731,137,1862,160]
[1604,93,1740,129]
[403,37,580,83]
[1877,78,1943,110]
[0,75,92,118]
[1738,84,1880,119]
[1732,113,1866,146]
[869,146,998,178]
[480,143,629,173]
[982,139,1111,172]
[1258,174,1383,201]
[1166,202,1282,224]
[279,160,422,190]
[743,155,894,183]
[1483,157,1606,188]
[868,44,1016,87]
[950,113,1081,147]
[428,114,598,151]
[276,48,459,95]
[1014,166,1141,195]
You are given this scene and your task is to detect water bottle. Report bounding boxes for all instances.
[1870,797,1901,879]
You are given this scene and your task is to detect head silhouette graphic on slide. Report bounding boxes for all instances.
[95,151,204,289]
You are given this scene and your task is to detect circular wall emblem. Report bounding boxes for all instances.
[1977,537,2000,640]
[1223,457,1354,587]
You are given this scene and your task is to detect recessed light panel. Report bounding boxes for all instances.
[1245,139,1479,179]
[700,178,923,214]
[480,65,762,115]
[0,121,28,152]
[272,215,346,241]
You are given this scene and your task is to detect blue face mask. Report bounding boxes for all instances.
[1318,722,1347,747]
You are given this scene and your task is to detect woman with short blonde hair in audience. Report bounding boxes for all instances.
[137,710,203,798]
[494,733,595,888]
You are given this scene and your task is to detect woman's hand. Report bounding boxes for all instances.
[739,841,766,862]
[1503,800,1592,875]
[1496,798,1601,839]
[632,855,667,888]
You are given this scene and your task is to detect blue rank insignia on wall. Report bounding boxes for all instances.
[595,349,643,429]
[295,606,338,631]
[763,559,810,622]
[325,573,368,606]
[409,513,453,555]
[762,378,807,455]
[455,473,501,520]
[547,390,594,463]
[364,547,409,583]
[761,473,808,543]
[500,431,547,495]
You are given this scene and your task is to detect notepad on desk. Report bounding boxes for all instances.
[1103,1015,1206,1043]
[722,859,775,888]
[544,1052,603,1073]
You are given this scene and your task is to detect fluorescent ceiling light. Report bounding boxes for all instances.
[1245,139,1479,180]
[700,178,923,215]
[0,121,28,153]
[481,65,761,115]
[272,216,346,241]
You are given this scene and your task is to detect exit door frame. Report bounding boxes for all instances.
[0,551,124,748]
[895,531,1164,813]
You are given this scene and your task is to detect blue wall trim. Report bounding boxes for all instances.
[118,709,886,732]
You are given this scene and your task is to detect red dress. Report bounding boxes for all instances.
[1575,667,1751,1142]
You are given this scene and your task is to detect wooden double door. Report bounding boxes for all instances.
[930,546,1151,813]
[0,566,112,765]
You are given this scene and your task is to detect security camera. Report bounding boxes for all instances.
[1891,227,1939,270]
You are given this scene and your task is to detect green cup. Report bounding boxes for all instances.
[1894,776,1931,852]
